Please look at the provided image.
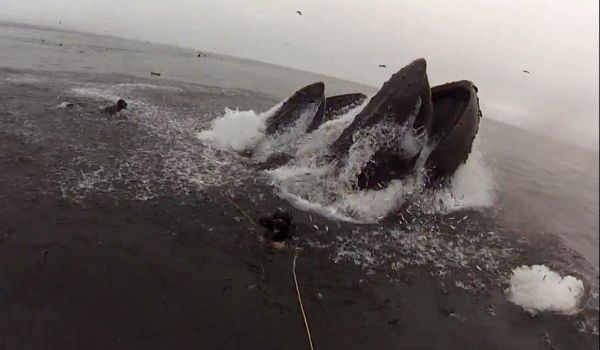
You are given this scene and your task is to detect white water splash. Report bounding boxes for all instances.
[507,265,585,315]
[294,106,362,162]
[433,144,496,213]
[197,107,273,151]
[252,102,321,161]
[199,95,495,222]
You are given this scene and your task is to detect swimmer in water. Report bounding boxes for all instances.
[258,208,292,248]
[103,99,128,119]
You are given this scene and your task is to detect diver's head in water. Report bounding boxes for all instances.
[273,208,292,224]
[258,208,293,242]
[116,99,128,111]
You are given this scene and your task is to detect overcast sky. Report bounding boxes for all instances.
[1,0,598,150]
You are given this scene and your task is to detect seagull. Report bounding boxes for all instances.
[378,64,387,68]
[295,10,302,16]
[522,70,530,74]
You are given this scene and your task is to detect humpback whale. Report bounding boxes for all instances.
[424,80,481,184]
[253,58,481,189]
[330,58,434,189]
[264,82,325,135]
[323,93,367,123]
[264,86,367,136]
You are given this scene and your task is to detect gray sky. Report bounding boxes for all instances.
[2,0,598,150]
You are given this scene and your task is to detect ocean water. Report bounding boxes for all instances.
[1,22,598,322]
[479,119,599,271]
[0,22,376,99]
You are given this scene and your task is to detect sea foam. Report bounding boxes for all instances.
[507,264,585,315]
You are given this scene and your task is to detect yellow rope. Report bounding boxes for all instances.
[225,197,256,224]
[225,198,314,349]
[293,250,315,350]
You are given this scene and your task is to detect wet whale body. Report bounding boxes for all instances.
[425,81,482,184]
[330,58,434,189]
[264,82,325,134]
[259,58,481,189]
[322,93,367,123]
[264,86,367,135]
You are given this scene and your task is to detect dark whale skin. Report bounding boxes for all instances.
[265,82,325,135]
[329,58,433,189]
[330,58,433,158]
[321,93,367,124]
[425,80,482,185]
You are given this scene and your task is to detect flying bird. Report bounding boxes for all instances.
[378,64,387,68]
[295,10,302,16]
[522,70,530,74]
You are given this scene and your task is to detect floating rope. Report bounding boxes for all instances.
[225,197,256,224]
[293,250,315,350]
[225,197,314,348]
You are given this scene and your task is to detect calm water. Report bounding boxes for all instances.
[479,119,599,270]
[1,22,598,273]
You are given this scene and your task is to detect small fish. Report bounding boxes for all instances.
[449,312,465,322]
[378,64,387,68]
[387,318,400,326]
[313,225,319,230]
[295,10,302,16]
